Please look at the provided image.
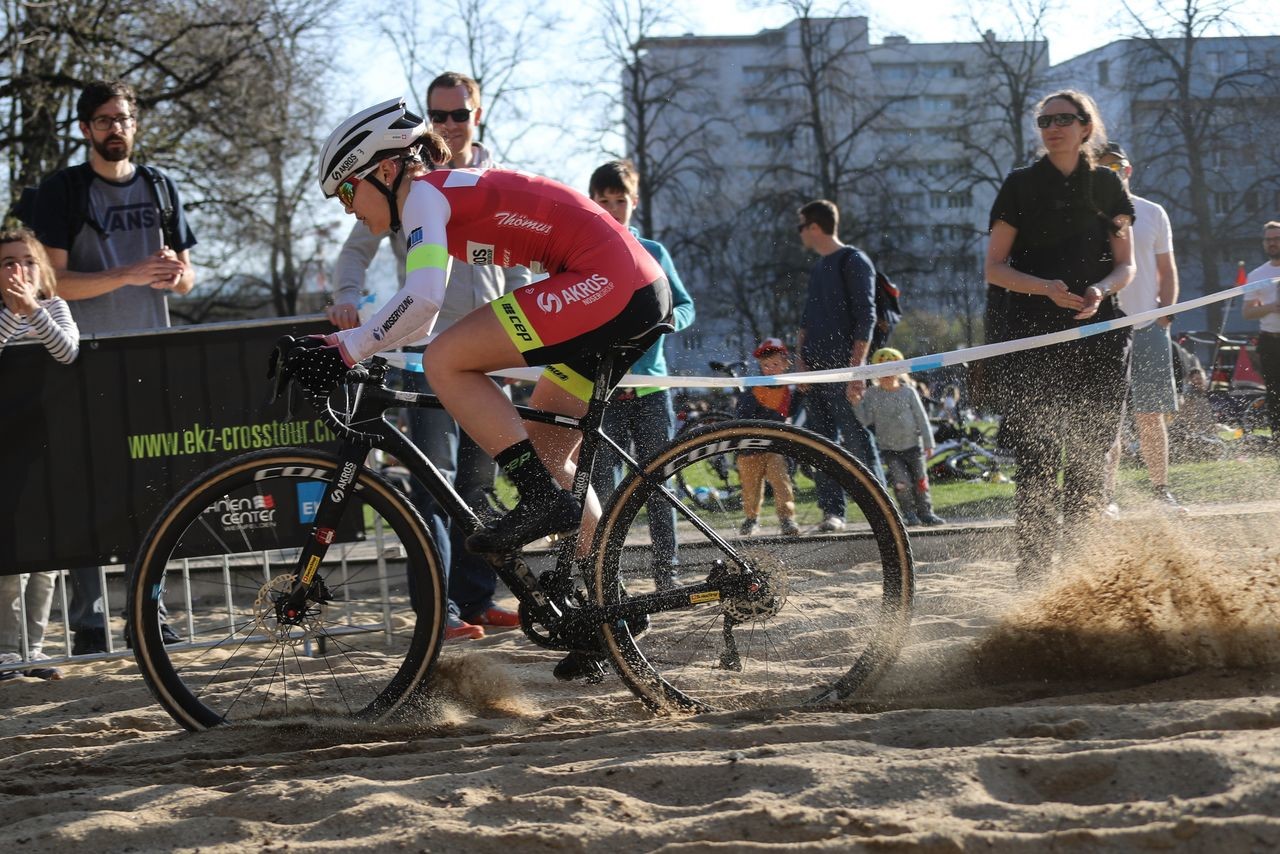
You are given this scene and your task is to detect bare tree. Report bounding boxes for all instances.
[0,0,343,320]
[381,0,557,164]
[954,0,1054,191]
[1118,0,1279,325]
[587,0,729,240]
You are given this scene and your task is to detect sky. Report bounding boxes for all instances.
[343,0,1275,186]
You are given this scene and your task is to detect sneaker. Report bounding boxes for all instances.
[817,515,846,533]
[466,490,581,555]
[72,627,108,656]
[469,605,520,629]
[1153,487,1189,515]
[553,650,608,682]
[444,614,484,642]
[918,512,946,526]
[902,513,921,526]
[779,518,801,538]
[739,517,759,536]
[1101,502,1121,521]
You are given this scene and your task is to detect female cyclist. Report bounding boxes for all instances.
[292,98,672,556]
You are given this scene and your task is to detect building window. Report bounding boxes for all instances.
[874,63,916,81]
[1098,60,1109,85]
[1213,192,1232,214]
[948,192,972,209]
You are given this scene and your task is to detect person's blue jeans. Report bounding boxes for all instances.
[800,383,884,518]
[589,389,678,569]
[398,367,500,621]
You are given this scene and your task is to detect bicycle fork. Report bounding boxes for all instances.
[278,443,369,622]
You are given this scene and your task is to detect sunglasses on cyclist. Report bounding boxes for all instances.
[427,108,473,124]
[1036,112,1088,129]
[336,163,383,207]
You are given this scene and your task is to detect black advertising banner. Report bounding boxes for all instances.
[0,317,334,574]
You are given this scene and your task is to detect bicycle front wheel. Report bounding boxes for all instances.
[130,448,446,731]
[592,421,913,714]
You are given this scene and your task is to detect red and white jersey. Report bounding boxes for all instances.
[337,168,662,361]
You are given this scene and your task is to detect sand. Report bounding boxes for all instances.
[3,518,1280,852]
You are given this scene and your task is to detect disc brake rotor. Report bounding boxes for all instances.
[721,546,789,622]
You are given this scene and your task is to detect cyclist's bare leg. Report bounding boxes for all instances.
[426,310,599,553]
[525,378,603,558]
[424,310,535,455]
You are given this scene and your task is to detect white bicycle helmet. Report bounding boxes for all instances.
[318,97,427,198]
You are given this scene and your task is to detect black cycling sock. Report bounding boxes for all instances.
[495,439,561,501]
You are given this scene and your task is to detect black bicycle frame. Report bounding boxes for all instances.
[282,351,763,643]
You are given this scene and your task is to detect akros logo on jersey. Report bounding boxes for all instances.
[536,291,562,314]
[535,273,611,314]
[493,211,552,234]
[660,438,778,478]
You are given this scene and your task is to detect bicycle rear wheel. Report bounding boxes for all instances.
[130,448,446,731]
[672,411,738,509]
[591,421,913,713]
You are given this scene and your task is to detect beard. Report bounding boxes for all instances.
[92,134,131,162]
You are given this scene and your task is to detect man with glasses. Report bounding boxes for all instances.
[29,79,197,654]
[327,71,530,640]
[1097,143,1186,515]
[1242,221,1280,449]
[794,199,885,533]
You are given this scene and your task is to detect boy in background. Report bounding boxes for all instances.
[587,159,696,590]
[855,348,946,526]
[735,338,800,537]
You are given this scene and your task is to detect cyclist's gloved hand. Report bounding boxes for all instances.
[284,337,355,396]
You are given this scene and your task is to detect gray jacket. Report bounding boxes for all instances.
[332,142,531,342]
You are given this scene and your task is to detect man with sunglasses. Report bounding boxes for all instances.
[1097,142,1186,516]
[794,198,885,533]
[28,79,197,655]
[327,72,530,641]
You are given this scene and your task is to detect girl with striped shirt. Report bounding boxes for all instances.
[0,227,78,363]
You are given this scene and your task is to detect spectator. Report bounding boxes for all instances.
[0,228,78,680]
[794,198,885,533]
[855,348,945,527]
[1098,143,1185,516]
[983,89,1135,585]
[31,79,196,654]
[326,72,531,640]
[586,159,696,590]
[735,338,799,538]
[1241,220,1280,448]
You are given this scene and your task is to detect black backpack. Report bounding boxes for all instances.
[9,162,179,249]
[873,266,902,351]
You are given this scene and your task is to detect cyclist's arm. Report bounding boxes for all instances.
[333,182,451,362]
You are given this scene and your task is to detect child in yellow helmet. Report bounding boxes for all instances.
[856,348,946,526]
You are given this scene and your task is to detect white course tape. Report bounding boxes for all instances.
[383,277,1278,388]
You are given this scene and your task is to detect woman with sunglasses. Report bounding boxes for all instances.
[299,98,671,557]
[983,89,1135,585]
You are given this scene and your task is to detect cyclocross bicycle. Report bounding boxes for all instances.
[128,328,914,731]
